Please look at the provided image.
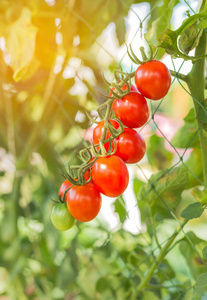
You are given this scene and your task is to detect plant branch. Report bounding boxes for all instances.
[137,220,188,292]
[187,25,207,185]
[169,70,188,83]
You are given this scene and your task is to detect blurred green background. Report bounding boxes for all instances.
[0,0,206,299]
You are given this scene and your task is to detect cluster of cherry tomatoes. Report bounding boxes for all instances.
[51,60,171,231]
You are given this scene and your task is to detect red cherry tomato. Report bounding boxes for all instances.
[135,60,171,100]
[115,128,146,164]
[93,119,119,152]
[112,91,149,128]
[109,84,137,97]
[66,183,102,222]
[92,156,129,197]
[59,170,91,199]
[59,180,72,199]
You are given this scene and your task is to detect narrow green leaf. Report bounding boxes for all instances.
[115,17,126,45]
[195,272,207,297]
[202,246,207,260]
[133,177,145,196]
[180,202,204,219]
[114,195,127,223]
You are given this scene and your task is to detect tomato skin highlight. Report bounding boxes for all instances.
[115,128,146,164]
[66,183,102,222]
[93,119,119,152]
[112,91,149,128]
[135,60,171,100]
[92,156,129,197]
[51,202,76,231]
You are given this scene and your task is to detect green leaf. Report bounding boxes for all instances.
[115,17,126,45]
[192,188,207,205]
[133,177,145,196]
[195,272,207,297]
[198,18,207,29]
[178,22,203,54]
[179,232,207,279]
[180,202,204,219]
[96,277,111,293]
[114,195,127,223]
[171,108,198,148]
[145,0,178,46]
[147,134,173,169]
[202,246,207,260]
[184,147,203,189]
[142,291,161,300]
[5,7,38,81]
[138,166,188,207]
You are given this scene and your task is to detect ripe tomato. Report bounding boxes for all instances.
[59,170,91,199]
[115,128,146,164]
[93,119,119,152]
[109,84,137,97]
[51,202,76,231]
[112,91,149,128]
[92,156,129,197]
[135,60,171,100]
[59,180,72,199]
[66,183,102,222]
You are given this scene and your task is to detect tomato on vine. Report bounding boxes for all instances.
[93,119,119,151]
[59,180,72,199]
[115,128,146,164]
[109,84,137,97]
[66,183,102,222]
[135,60,171,100]
[59,170,91,200]
[92,156,129,197]
[112,91,149,128]
[51,202,76,231]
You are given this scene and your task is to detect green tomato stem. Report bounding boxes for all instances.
[137,220,188,292]
[186,23,207,186]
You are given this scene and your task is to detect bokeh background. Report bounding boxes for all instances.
[0,0,206,299]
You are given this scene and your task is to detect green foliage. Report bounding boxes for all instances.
[114,195,128,223]
[178,21,203,54]
[195,272,207,297]
[180,202,205,219]
[137,166,188,209]
[147,134,173,169]
[145,0,178,47]
[0,0,207,299]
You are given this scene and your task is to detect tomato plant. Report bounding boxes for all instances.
[115,128,146,164]
[135,60,171,100]
[58,180,72,199]
[51,202,76,231]
[66,183,102,222]
[112,91,149,128]
[109,83,137,97]
[92,156,129,197]
[93,119,119,151]
[59,171,91,200]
